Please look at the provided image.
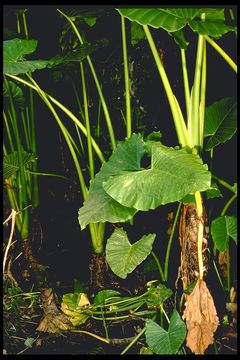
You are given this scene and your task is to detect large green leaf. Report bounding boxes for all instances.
[211,215,237,251]
[3,39,48,75]
[105,227,156,279]
[204,97,237,151]
[78,134,145,229]
[117,8,234,37]
[117,8,188,31]
[3,38,108,75]
[145,310,186,354]
[103,143,211,211]
[3,151,38,180]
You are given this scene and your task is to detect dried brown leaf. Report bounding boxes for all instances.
[183,279,219,354]
[37,288,71,333]
[218,251,228,278]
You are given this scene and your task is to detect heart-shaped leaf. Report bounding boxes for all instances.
[145,310,186,354]
[106,227,156,279]
[204,97,237,151]
[103,144,211,211]
[211,215,237,251]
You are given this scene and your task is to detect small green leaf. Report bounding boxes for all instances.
[93,290,121,306]
[146,283,173,307]
[106,227,156,279]
[168,29,189,50]
[145,310,186,354]
[3,81,25,110]
[3,151,38,179]
[206,182,222,199]
[204,97,237,151]
[139,346,154,354]
[24,337,35,348]
[131,22,146,46]
[211,215,237,251]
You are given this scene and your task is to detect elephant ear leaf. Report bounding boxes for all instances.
[78,133,145,229]
[117,8,234,37]
[106,227,156,279]
[3,38,48,75]
[103,144,211,211]
[204,97,237,151]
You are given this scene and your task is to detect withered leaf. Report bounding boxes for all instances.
[37,288,71,333]
[182,279,219,354]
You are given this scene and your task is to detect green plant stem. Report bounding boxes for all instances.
[25,74,88,201]
[143,25,190,148]
[6,74,105,163]
[212,174,236,194]
[57,9,116,150]
[4,76,29,238]
[212,256,225,291]
[80,62,94,179]
[101,306,109,341]
[3,111,15,152]
[121,15,131,138]
[164,202,182,281]
[220,193,237,293]
[180,48,190,117]
[22,9,39,208]
[160,304,170,323]
[190,33,204,147]
[221,193,237,216]
[199,38,207,149]
[226,247,230,292]
[204,35,237,73]
[121,326,146,355]
[151,251,165,281]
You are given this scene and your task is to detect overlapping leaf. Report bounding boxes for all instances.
[204,97,237,151]
[78,134,145,229]
[117,8,234,38]
[103,144,211,211]
[106,227,156,279]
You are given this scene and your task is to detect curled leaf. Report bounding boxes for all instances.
[182,279,219,354]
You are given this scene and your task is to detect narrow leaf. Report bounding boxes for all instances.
[106,227,156,279]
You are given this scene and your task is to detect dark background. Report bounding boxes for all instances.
[3,6,237,292]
